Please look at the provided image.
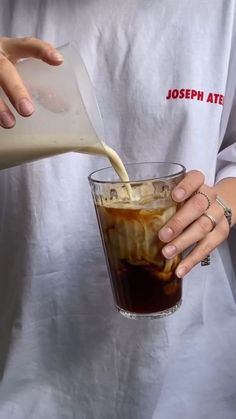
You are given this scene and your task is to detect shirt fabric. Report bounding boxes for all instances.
[0,1,236,418]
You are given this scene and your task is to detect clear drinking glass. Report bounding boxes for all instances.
[89,162,186,319]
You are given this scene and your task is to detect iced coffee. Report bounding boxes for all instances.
[89,162,185,319]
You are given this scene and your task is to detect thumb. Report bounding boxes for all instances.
[0,36,64,66]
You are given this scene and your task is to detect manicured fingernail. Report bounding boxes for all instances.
[173,187,186,200]
[49,50,64,62]
[176,265,188,278]
[159,227,174,241]
[162,244,177,258]
[18,98,34,116]
[0,111,15,128]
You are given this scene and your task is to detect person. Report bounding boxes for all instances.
[0,1,236,418]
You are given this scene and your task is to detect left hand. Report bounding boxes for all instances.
[158,170,230,278]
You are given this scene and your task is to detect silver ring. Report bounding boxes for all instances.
[201,254,210,266]
[201,213,217,232]
[194,191,211,210]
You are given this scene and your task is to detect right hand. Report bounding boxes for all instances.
[0,37,64,128]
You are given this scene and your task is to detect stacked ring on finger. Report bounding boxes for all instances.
[194,190,211,210]
[201,213,217,232]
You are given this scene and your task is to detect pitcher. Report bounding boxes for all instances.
[0,43,105,169]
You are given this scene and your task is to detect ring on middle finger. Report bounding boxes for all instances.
[201,212,217,232]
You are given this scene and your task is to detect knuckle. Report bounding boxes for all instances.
[192,194,206,212]
[170,217,184,233]
[181,179,192,192]
[11,83,26,96]
[200,243,212,257]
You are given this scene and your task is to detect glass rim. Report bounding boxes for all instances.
[88,161,186,184]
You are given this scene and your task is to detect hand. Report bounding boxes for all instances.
[158,170,230,278]
[0,37,64,128]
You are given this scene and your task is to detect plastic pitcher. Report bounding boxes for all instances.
[0,43,105,169]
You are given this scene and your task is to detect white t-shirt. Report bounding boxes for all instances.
[0,1,236,418]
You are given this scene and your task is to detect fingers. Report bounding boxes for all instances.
[0,99,15,128]
[1,37,64,65]
[162,201,226,261]
[175,217,229,277]
[0,53,34,118]
[0,37,64,127]
[159,183,217,243]
[158,174,230,278]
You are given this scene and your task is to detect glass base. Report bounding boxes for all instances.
[117,299,182,319]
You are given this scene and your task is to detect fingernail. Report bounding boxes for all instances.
[49,50,64,62]
[0,111,15,128]
[176,265,188,278]
[173,187,186,200]
[159,227,173,241]
[18,98,34,116]
[162,244,177,258]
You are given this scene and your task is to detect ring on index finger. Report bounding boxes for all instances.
[194,191,211,210]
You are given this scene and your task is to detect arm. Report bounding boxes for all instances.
[0,37,63,128]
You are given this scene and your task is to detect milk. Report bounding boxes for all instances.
[0,133,126,177]
[0,129,132,194]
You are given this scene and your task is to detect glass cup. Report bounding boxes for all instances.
[89,162,186,319]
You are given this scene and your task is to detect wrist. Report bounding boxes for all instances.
[215,196,232,228]
[214,177,236,227]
